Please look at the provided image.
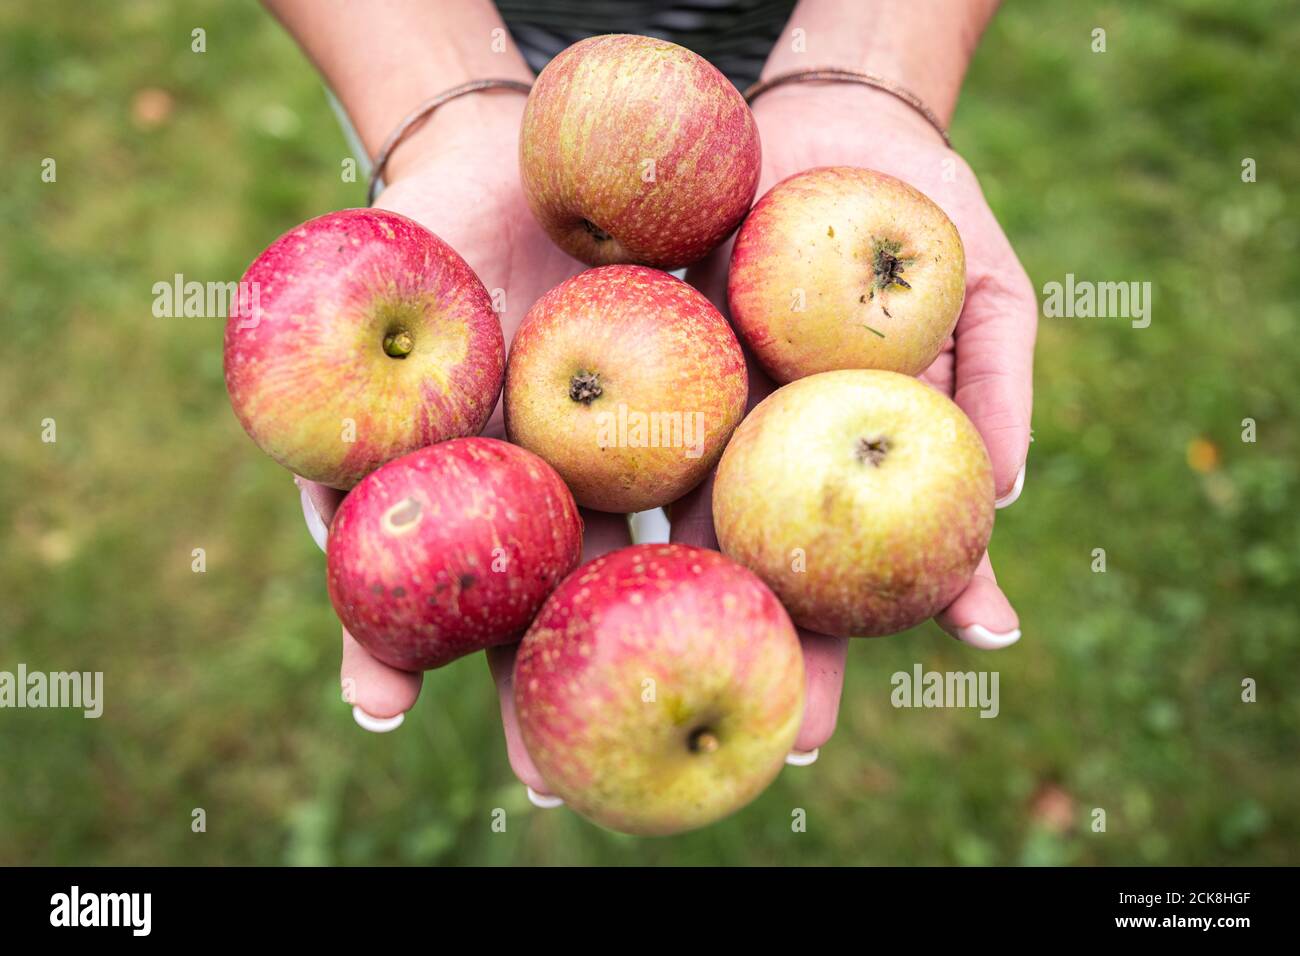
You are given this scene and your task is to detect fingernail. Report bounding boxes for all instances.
[351,706,404,733]
[526,786,565,809]
[785,748,820,767]
[953,624,1021,650]
[299,484,329,553]
[995,464,1026,510]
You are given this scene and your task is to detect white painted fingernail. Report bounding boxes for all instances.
[526,786,565,809]
[785,748,820,767]
[300,484,329,552]
[995,464,1025,509]
[352,706,404,733]
[954,624,1021,650]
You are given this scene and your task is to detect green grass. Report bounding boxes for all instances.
[0,0,1297,865]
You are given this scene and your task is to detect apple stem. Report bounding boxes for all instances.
[383,329,415,358]
[688,728,720,754]
[568,370,603,404]
[581,219,611,243]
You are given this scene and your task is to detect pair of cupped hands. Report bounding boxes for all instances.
[297,81,1037,800]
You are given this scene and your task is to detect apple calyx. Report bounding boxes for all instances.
[687,727,720,754]
[568,370,603,404]
[855,435,891,467]
[382,329,415,358]
[871,237,913,292]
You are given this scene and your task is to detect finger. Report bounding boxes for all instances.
[918,334,955,396]
[666,473,718,549]
[295,476,346,552]
[579,507,633,559]
[790,630,848,759]
[479,510,631,799]
[952,254,1037,505]
[663,475,843,758]
[485,643,553,796]
[341,627,423,729]
[935,552,1021,649]
[684,237,734,309]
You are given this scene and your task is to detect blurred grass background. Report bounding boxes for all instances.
[0,0,1297,865]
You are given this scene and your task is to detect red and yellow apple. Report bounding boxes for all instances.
[326,437,583,671]
[504,265,747,513]
[713,370,993,637]
[519,34,761,269]
[728,166,965,382]
[514,543,804,836]
[224,208,504,490]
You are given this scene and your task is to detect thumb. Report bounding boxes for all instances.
[952,257,1036,506]
[485,643,553,797]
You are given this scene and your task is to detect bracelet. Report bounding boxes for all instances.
[366,69,947,202]
[743,68,951,148]
[366,78,533,204]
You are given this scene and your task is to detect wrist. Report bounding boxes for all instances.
[760,0,998,125]
[751,80,948,149]
[264,0,534,178]
[381,87,528,184]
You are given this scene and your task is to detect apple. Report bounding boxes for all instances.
[326,437,583,671]
[519,34,761,269]
[224,208,505,490]
[728,166,965,382]
[504,265,747,513]
[514,543,804,835]
[713,369,994,637]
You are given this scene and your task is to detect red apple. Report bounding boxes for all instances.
[326,437,583,671]
[728,166,965,381]
[713,370,994,637]
[515,543,805,835]
[504,265,747,513]
[519,34,761,269]
[224,208,504,490]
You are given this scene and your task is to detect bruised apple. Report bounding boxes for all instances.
[326,437,582,670]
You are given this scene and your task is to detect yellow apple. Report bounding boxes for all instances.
[713,369,994,636]
[728,166,964,381]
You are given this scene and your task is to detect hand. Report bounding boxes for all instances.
[675,81,1037,749]
[296,98,632,798]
